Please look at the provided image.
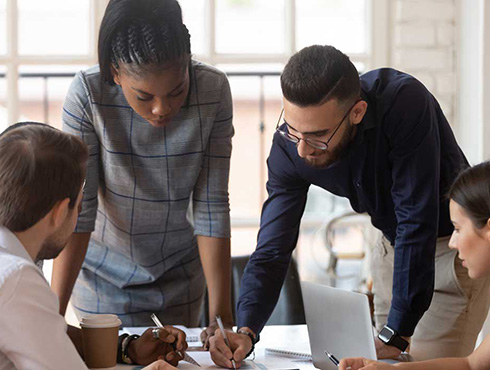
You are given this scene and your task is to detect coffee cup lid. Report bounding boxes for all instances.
[80,314,122,329]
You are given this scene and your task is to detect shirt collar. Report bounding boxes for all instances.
[353,90,377,145]
[0,226,35,265]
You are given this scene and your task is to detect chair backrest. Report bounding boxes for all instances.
[231,255,306,326]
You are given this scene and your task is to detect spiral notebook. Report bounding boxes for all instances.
[265,347,312,360]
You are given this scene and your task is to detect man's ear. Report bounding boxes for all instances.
[485,218,490,242]
[351,100,368,125]
[111,65,121,86]
[49,198,71,229]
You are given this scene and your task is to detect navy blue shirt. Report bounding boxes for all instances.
[236,68,469,337]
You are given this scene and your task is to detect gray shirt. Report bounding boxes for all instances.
[62,60,233,326]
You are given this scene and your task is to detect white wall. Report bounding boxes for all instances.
[388,0,457,127]
[458,0,490,164]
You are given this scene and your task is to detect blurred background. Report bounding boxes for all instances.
[0,0,488,302]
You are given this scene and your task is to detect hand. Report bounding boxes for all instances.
[209,328,253,368]
[339,357,396,370]
[143,358,178,370]
[375,337,408,359]
[201,317,233,350]
[129,326,188,366]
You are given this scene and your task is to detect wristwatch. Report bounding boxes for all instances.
[378,325,409,352]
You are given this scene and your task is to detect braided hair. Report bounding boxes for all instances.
[99,0,191,84]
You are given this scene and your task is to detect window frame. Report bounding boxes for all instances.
[0,0,389,127]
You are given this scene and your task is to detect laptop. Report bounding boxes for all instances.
[301,281,397,370]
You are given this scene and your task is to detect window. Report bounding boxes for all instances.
[0,0,6,55]
[296,0,367,53]
[0,65,6,132]
[216,0,286,54]
[1,0,386,255]
[18,0,91,56]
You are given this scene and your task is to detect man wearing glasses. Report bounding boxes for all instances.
[209,45,490,367]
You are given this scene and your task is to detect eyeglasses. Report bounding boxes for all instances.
[275,99,360,151]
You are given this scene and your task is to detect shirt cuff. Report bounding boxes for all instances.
[387,306,425,337]
[237,310,266,336]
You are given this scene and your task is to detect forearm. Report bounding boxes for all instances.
[197,235,233,323]
[394,357,471,370]
[51,232,91,315]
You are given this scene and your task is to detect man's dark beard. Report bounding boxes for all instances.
[303,122,356,169]
[35,232,66,263]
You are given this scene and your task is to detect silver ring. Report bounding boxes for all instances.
[152,328,160,340]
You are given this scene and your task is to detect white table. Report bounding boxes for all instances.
[117,325,316,369]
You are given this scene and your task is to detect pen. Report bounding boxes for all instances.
[216,315,237,370]
[325,351,340,367]
[150,313,201,367]
[150,313,184,357]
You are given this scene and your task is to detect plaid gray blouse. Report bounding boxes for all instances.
[62,61,233,327]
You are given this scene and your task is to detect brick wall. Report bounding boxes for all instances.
[390,0,457,125]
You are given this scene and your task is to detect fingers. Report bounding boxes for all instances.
[164,351,182,367]
[339,357,369,370]
[156,328,176,343]
[362,359,377,367]
[209,330,234,368]
[209,329,253,368]
[231,342,249,363]
[165,326,187,351]
[201,327,213,350]
[143,359,178,370]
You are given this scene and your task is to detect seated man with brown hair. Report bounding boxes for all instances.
[0,122,181,370]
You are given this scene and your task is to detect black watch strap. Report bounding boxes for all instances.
[378,325,409,352]
[390,334,409,352]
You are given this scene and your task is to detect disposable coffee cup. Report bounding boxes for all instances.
[80,314,122,370]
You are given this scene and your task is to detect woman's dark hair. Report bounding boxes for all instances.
[449,161,490,229]
[281,45,360,107]
[98,0,191,84]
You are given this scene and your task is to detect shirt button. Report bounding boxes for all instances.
[356,182,361,187]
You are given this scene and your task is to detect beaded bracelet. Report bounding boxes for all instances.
[119,334,140,364]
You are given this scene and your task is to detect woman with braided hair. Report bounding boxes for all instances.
[53,0,234,349]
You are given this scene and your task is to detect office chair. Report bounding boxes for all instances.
[200,255,306,327]
[231,255,306,326]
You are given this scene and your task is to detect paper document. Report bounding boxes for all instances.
[178,350,300,370]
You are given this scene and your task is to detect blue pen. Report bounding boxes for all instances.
[325,351,340,367]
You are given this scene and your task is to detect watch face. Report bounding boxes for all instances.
[378,326,395,343]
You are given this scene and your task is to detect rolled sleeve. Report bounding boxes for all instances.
[62,71,100,233]
[385,79,440,336]
[193,76,233,238]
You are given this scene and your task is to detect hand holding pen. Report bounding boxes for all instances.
[125,321,187,367]
[216,315,237,369]
[150,313,201,367]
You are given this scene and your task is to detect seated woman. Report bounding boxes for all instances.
[340,161,490,370]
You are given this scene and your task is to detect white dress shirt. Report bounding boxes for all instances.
[0,227,87,370]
